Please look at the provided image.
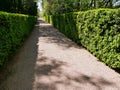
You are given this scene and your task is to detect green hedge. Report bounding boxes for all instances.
[44,8,120,68]
[0,11,36,65]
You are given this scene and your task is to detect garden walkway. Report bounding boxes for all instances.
[0,18,120,90]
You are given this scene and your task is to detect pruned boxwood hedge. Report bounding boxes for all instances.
[44,8,120,68]
[0,11,36,65]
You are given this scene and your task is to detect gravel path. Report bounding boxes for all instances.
[0,18,120,90]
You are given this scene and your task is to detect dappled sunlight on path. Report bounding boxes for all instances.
[33,18,120,90]
[0,18,120,90]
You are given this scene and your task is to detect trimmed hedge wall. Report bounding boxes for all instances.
[0,11,36,65]
[44,8,120,68]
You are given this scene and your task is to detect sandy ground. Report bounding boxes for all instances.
[0,18,120,90]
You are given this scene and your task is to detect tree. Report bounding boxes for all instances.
[42,0,117,15]
[0,0,37,16]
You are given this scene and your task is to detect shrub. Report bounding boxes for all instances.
[0,11,36,65]
[44,8,120,68]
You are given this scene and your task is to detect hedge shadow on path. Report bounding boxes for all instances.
[0,20,40,89]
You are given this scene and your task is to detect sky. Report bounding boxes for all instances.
[37,1,42,11]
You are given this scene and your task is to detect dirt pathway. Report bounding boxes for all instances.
[0,18,120,90]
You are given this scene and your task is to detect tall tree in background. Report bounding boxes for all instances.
[0,0,37,16]
[41,0,119,16]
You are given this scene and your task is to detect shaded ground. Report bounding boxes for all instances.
[113,68,120,73]
[0,18,120,90]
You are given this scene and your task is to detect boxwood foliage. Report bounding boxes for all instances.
[0,11,36,65]
[44,8,120,68]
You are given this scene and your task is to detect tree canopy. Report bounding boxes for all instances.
[0,0,37,16]
[42,0,119,15]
